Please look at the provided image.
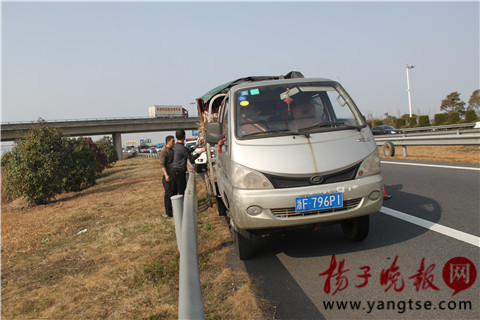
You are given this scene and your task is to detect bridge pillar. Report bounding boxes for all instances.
[112,133,123,161]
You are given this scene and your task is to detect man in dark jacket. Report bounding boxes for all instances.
[172,129,205,195]
[159,135,176,218]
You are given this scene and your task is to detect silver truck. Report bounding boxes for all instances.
[197,71,383,259]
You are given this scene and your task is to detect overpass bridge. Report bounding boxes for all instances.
[1,117,200,160]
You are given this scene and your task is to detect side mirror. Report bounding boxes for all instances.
[206,122,225,144]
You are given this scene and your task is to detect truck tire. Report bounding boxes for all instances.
[233,224,254,260]
[383,141,395,157]
[195,164,201,173]
[341,215,369,241]
[215,197,227,216]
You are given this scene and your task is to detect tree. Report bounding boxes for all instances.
[382,113,397,126]
[3,121,68,205]
[440,92,466,116]
[465,109,478,122]
[2,120,108,205]
[446,112,461,124]
[467,89,480,115]
[96,136,118,167]
[81,137,108,175]
[62,138,96,192]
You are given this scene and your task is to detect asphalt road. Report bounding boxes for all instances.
[227,159,480,320]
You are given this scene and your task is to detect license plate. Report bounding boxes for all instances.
[295,192,343,213]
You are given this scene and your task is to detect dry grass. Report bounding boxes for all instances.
[1,157,272,319]
[379,145,479,163]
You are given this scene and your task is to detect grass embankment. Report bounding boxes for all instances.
[1,157,270,319]
[379,145,479,163]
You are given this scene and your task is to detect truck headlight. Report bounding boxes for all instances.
[356,149,381,178]
[231,162,274,190]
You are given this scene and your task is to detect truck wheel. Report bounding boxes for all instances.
[383,141,395,157]
[341,215,369,241]
[215,197,227,216]
[195,164,201,173]
[233,224,254,260]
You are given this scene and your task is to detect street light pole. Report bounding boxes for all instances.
[405,64,415,117]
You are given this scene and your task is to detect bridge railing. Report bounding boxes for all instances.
[171,170,205,320]
[0,116,192,125]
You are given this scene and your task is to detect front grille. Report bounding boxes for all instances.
[264,163,361,189]
[271,198,363,218]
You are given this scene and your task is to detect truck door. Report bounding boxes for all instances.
[217,95,233,207]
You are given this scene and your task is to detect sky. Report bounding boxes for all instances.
[1,0,479,147]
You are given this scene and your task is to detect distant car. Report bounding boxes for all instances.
[185,141,196,149]
[185,140,207,172]
[194,146,207,173]
[371,125,404,135]
[149,147,157,153]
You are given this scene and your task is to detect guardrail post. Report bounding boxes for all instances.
[171,195,184,252]
[402,145,408,157]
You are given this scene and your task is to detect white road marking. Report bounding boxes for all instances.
[381,161,480,171]
[381,206,480,248]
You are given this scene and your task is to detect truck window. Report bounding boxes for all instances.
[234,82,364,139]
[219,96,229,136]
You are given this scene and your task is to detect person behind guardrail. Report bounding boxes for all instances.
[160,135,177,218]
[172,129,206,195]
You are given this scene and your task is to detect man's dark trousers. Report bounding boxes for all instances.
[163,176,176,217]
[172,169,187,196]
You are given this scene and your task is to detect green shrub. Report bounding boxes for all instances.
[394,118,406,128]
[81,137,108,175]
[1,151,12,167]
[62,138,96,192]
[418,115,431,127]
[434,113,447,125]
[96,136,118,167]
[3,122,68,205]
[408,116,418,128]
[447,112,460,124]
[2,121,107,205]
[465,109,478,122]
[373,120,383,127]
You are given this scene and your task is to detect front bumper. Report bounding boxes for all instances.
[229,175,383,230]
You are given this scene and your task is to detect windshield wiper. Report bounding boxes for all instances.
[299,121,361,132]
[241,128,310,138]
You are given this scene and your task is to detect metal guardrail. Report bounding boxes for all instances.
[136,152,160,159]
[374,129,480,146]
[171,170,205,320]
[401,122,478,133]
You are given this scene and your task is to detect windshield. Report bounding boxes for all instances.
[234,81,365,139]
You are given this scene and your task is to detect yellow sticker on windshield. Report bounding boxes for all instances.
[240,101,249,106]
